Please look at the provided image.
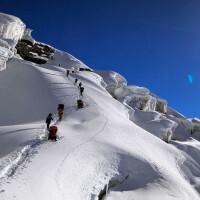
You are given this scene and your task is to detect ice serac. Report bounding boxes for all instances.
[115,85,167,113]
[0,13,25,41]
[0,46,13,71]
[95,70,127,96]
[0,13,25,70]
[21,28,35,44]
[96,70,200,143]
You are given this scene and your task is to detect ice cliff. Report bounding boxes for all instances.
[0,13,37,70]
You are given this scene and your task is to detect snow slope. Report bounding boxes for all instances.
[0,12,200,200]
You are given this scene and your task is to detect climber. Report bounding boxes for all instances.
[80,86,84,96]
[66,69,70,77]
[48,125,58,141]
[46,113,53,130]
[57,104,64,121]
[78,82,82,88]
[77,99,84,109]
[58,109,63,121]
[57,104,65,110]
[74,78,78,84]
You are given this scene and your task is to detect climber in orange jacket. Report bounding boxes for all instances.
[58,109,63,121]
[57,104,64,121]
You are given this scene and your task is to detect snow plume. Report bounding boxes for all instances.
[1,12,200,200]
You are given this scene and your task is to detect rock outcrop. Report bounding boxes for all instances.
[16,39,54,64]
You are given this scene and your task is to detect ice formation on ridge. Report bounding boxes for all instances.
[0,13,26,70]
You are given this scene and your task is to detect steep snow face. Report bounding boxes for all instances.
[1,12,200,200]
[47,49,91,70]
[0,56,200,200]
[0,58,58,125]
[0,46,200,200]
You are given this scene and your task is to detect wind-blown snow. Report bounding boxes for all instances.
[0,12,200,200]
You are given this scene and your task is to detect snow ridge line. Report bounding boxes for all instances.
[55,115,108,200]
[0,127,46,181]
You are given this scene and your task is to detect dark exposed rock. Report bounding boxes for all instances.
[79,67,92,72]
[15,39,54,64]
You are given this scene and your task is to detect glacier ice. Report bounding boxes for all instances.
[0,13,26,70]
[114,85,167,113]
[0,46,13,71]
[0,12,25,41]
[22,29,35,44]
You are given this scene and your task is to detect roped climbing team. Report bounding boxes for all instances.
[46,68,85,131]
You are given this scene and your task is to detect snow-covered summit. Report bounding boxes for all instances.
[0,12,200,200]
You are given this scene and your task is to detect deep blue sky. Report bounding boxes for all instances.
[1,0,200,118]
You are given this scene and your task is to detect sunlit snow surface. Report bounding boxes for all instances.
[0,12,200,200]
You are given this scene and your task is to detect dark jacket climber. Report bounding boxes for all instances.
[66,70,70,77]
[78,82,82,88]
[80,87,84,96]
[46,113,53,129]
[74,78,78,84]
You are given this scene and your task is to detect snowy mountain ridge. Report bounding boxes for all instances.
[0,12,200,200]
